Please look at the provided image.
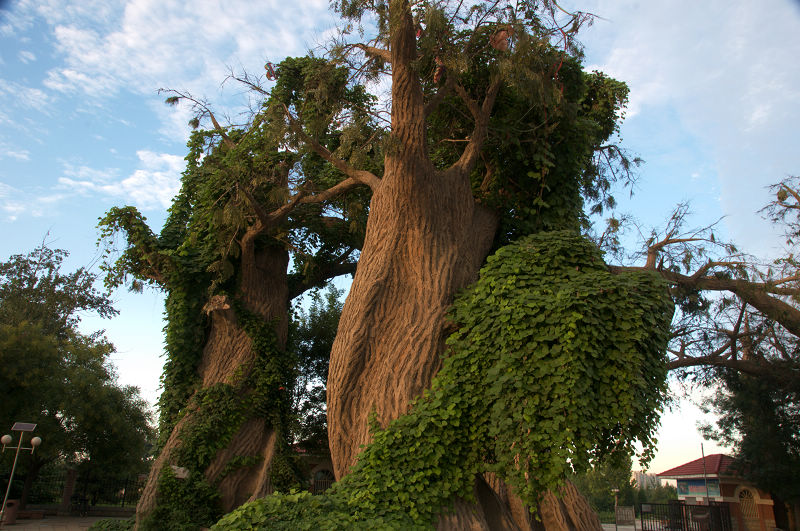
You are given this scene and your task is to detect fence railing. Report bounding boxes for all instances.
[72,474,147,509]
[311,478,333,494]
[640,502,732,531]
[1,470,146,515]
[26,469,66,505]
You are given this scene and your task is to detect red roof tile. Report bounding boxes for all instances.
[657,454,736,478]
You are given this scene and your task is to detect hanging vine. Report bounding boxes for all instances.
[212,230,673,529]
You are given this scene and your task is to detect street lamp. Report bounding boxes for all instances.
[1,423,42,528]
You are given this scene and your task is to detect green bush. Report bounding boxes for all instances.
[88,518,134,531]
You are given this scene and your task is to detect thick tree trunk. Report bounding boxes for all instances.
[326,3,605,527]
[325,157,604,529]
[327,0,498,481]
[136,238,288,527]
[326,165,498,478]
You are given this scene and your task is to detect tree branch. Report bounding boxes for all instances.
[610,265,800,338]
[667,354,799,383]
[282,104,381,191]
[159,89,236,149]
[644,237,704,269]
[424,75,456,117]
[446,76,502,176]
[238,185,273,229]
[300,177,361,205]
[352,43,391,63]
[288,260,358,301]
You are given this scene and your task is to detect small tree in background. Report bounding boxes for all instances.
[0,244,154,507]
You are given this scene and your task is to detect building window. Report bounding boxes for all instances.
[738,488,758,519]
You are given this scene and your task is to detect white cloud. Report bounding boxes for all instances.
[0,78,50,109]
[37,0,335,104]
[0,1,34,37]
[18,49,35,63]
[61,163,120,184]
[581,0,800,256]
[0,182,14,198]
[0,181,63,220]
[3,149,30,161]
[58,150,183,210]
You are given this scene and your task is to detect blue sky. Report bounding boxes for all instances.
[1,0,798,474]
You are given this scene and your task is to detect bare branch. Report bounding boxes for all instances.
[352,43,391,63]
[611,265,800,338]
[159,89,236,149]
[267,190,309,226]
[288,260,358,301]
[645,237,704,269]
[300,177,361,205]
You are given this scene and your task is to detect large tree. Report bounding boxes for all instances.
[100,57,378,528]
[0,245,153,507]
[105,1,667,529]
[702,369,799,527]
[322,1,657,528]
[170,0,799,525]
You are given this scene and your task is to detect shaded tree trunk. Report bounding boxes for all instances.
[19,459,44,509]
[136,236,289,526]
[325,156,602,529]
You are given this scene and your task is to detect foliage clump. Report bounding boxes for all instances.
[0,245,153,486]
[88,518,134,531]
[213,231,673,529]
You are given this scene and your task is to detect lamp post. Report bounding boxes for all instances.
[1,423,42,528]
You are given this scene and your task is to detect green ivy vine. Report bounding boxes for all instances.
[212,231,673,530]
[138,300,302,530]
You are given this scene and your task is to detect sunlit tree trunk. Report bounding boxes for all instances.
[326,1,602,528]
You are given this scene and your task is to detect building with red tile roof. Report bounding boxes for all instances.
[658,453,736,479]
[657,454,788,531]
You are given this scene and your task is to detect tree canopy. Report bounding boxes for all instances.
[0,245,154,505]
[96,1,686,529]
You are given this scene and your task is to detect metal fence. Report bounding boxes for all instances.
[1,470,145,514]
[73,474,147,509]
[640,502,732,531]
[26,469,66,504]
[311,478,333,494]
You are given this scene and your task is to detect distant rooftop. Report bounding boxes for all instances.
[658,454,736,478]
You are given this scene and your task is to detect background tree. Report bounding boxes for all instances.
[701,370,799,527]
[0,245,153,508]
[599,176,800,530]
[604,178,800,385]
[570,457,635,518]
[287,285,344,454]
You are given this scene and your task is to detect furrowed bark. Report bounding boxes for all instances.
[327,2,602,529]
[327,0,497,481]
[136,237,289,526]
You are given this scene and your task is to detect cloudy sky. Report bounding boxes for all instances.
[1,0,798,474]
